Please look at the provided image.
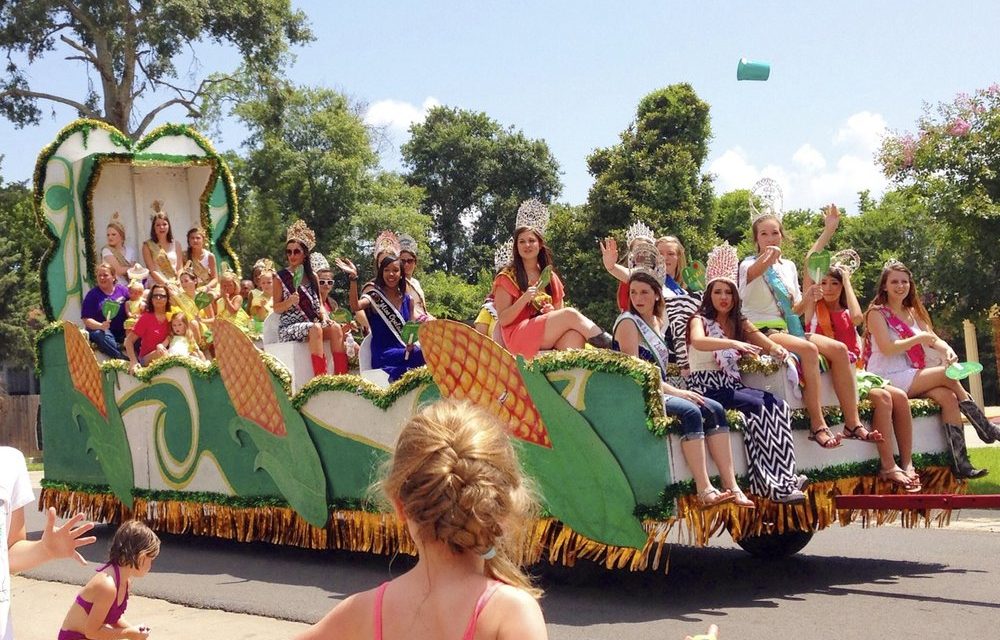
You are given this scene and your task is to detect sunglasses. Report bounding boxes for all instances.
[400,258,416,265]
[151,293,168,300]
[286,248,303,256]
[317,279,334,286]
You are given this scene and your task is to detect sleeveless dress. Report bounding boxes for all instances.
[58,563,129,640]
[372,579,500,640]
[686,316,800,501]
[276,268,323,342]
[101,245,136,286]
[363,289,425,382]
[145,240,180,282]
[866,316,922,393]
[491,268,565,359]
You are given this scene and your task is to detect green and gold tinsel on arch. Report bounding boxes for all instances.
[33,119,240,320]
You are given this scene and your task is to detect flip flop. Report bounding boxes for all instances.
[695,487,735,509]
[878,467,922,494]
[841,424,884,443]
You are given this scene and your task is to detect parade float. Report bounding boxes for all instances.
[34,120,963,571]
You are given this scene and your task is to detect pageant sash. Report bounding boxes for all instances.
[702,318,743,385]
[614,312,672,378]
[664,275,686,297]
[876,307,926,369]
[145,240,178,281]
[277,268,319,322]
[762,265,805,337]
[364,288,407,347]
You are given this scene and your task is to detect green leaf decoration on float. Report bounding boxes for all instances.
[946,361,983,380]
[331,308,352,324]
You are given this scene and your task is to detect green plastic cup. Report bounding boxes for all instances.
[737,58,770,81]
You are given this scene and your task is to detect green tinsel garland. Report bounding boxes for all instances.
[293,368,435,410]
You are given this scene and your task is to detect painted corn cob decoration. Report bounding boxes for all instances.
[419,320,647,548]
[418,319,550,447]
[213,319,329,527]
[61,321,134,506]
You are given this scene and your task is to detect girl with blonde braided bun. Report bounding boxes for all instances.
[296,399,547,640]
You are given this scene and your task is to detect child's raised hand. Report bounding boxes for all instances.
[685,624,719,640]
[40,509,96,566]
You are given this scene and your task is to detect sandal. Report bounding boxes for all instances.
[902,464,923,490]
[695,487,735,509]
[842,424,884,443]
[727,487,756,509]
[878,466,922,494]
[808,426,842,449]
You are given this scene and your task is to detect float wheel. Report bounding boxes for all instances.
[733,529,813,559]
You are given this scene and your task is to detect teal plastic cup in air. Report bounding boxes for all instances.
[737,58,770,81]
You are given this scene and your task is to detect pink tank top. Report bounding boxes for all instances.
[373,579,501,640]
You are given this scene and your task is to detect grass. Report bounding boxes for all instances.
[967,447,1000,495]
[26,461,44,472]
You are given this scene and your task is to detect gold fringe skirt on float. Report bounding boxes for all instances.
[39,466,962,574]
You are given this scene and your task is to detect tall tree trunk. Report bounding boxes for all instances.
[991,305,1000,400]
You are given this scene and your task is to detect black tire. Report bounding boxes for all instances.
[734,529,813,559]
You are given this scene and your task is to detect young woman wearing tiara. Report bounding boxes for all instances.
[614,266,752,508]
[739,186,875,450]
[494,200,611,358]
[601,223,701,372]
[801,258,920,491]
[295,399,547,640]
[863,260,998,478]
[100,213,136,286]
[141,201,183,286]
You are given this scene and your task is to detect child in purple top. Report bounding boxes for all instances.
[58,520,159,640]
[81,263,129,359]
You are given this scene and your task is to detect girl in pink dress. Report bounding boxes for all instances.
[493,225,610,358]
[294,399,547,640]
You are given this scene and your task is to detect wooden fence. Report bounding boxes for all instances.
[0,395,42,458]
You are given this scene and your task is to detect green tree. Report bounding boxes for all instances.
[401,106,561,276]
[878,84,1000,317]
[225,83,378,255]
[586,83,716,254]
[713,189,752,246]
[0,168,44,368]
[0,1,311,139]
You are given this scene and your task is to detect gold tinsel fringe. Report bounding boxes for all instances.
[39,467,961,574]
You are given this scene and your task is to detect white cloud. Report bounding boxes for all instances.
[709,111,890,214]
[364,96,441,132]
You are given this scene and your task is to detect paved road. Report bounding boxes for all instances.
[18,491,1000,640]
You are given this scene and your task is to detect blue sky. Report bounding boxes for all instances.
[3,1,1000,214]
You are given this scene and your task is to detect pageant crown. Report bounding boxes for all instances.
[515,199,550,235]
[150,200,166,218]
[127,263,149,284]
[628,240,667,282]
[625,220,656,248]
[705,242,739,286]
[286,219,316,251]
[494,237,514,271]
[398,234,418,256]
[882,257,906,271]
[749,178,784,224]
[374,230,401,260]
[253,258,275,273]
[310,252,331,273]
[831,249,861,274]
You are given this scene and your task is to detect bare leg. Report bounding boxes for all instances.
[308,323,323,356]
[888,385,915,473]
[323,323,345,355]
[705,433,740,491]
[908,371,963,424]
[553,330,586,349]
[866,388,898,470]
[540,308,600,348]
[771,333,828,430]
[680,439,713,494]
[810,334,864,429]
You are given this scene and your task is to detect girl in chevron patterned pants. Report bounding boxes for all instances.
[687,279,807,504]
